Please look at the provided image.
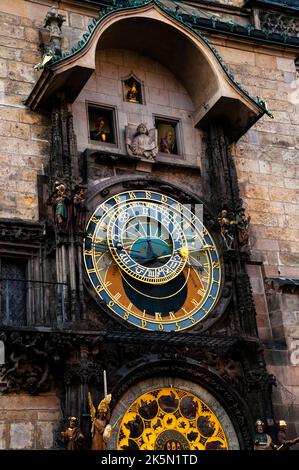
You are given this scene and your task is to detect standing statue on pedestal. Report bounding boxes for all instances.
[274,420,299,450]
[61,416,85,450]
[48,181,70,234]
[218,209,237,250]
[126,123,158,161]
[254,419,273,450]
[73,185,87,234]
[88,392,112,450]
[236,207,251,248]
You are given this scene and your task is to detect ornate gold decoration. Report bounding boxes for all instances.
[117,387,228,450]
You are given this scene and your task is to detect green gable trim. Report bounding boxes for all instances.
[45,0,272,117]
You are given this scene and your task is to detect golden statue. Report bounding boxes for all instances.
[127,81,139,103]
[274,420,299,450]
[88,392,112,450]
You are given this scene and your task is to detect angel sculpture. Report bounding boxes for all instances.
[126,123,158,161]
[88,392,113,450]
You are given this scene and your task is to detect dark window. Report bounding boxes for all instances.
[88,104,116,144]
[0,258,27,325]
[155,118,180,156]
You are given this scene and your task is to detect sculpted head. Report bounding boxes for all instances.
[137,123,148,135]
[69,416,78,428]
[255,419,265,433]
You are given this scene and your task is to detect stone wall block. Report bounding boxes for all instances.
[245,184,270,200]
[36,422,54,449]
[70,13,85,29]
[10,422,34,449]
[24,27,39,43]
[0,23,24,40]
[0,423,7,449]
[7,62,36,83]
[0,59,7,78]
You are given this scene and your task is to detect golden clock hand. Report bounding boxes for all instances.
[156,253,172,260]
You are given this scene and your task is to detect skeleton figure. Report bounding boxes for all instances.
[218,209,237,250]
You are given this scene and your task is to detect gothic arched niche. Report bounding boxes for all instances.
[122,73,144,105]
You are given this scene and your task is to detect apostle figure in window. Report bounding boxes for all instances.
[159,128,176,154]
[61,416,85,450]
[90,116,110,142]
[127,81,139,103]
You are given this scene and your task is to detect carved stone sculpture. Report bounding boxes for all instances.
[61,416,85,450]
[88,392,112,450]
[236,207,250,248]
[48,181,70,234]
[43,6,66,58]
[254,419,273,450]
[126,123,158,160]
[274,420,299,450]
[73,185,87,234]
[218,208,237,250]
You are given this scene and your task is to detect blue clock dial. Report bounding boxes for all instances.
[84,190,222,332]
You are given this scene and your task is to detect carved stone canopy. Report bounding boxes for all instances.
[25,2,267,142]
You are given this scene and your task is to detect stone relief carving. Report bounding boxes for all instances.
[125,123,158,161]
[260,11,299,38]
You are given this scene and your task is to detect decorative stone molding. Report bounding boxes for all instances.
[0,219,45,244]
[260,10,299,38]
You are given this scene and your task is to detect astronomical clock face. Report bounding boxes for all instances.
[83,190,221,332]
[117,387,228,450]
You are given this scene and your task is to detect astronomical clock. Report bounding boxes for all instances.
[116,387,227,450]
[84,190,221,332]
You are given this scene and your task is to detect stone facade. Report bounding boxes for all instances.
[216,41,299,439]
[0,0,299,449]
[0,392,61,449]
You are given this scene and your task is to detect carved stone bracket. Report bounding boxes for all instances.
[64,361,103,386]
[265,277,299,294]
[0,332,52,394]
